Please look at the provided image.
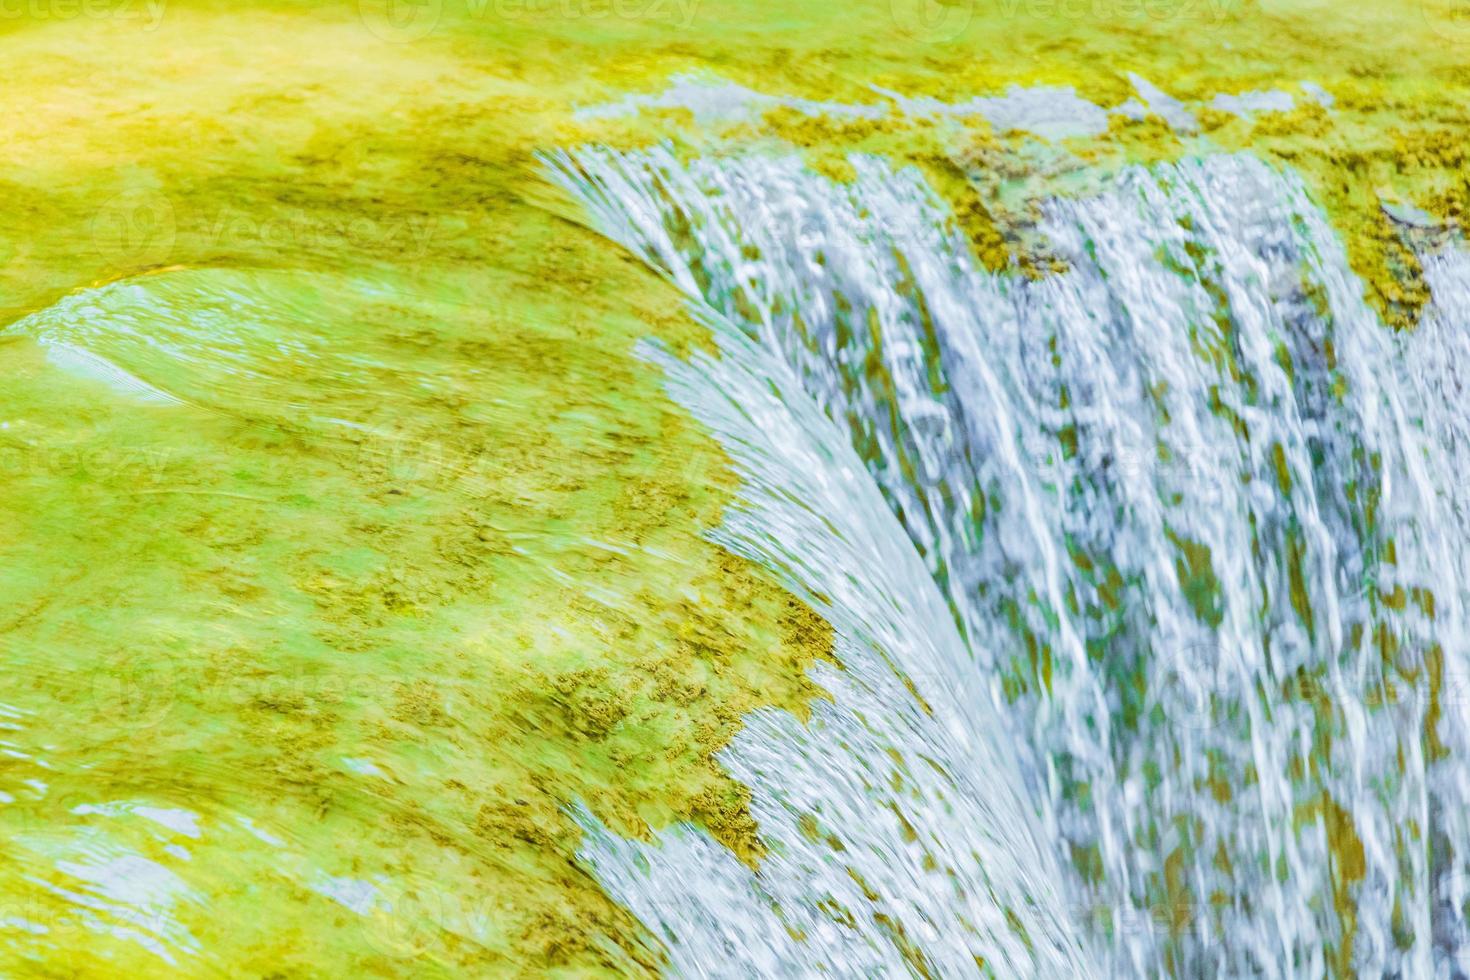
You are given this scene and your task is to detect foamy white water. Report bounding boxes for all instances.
[549,145,1470,977]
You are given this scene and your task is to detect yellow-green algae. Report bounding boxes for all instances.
[0,266,839,975]
[0,13,844,974]
[3,0,1470,974]
[538,0,1470,328]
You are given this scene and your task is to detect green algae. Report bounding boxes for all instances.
[0,12,846,972]
[0,261,835,974]
[1166,530,1226,628]
[5,0,1470,973]
[538,1,1470,324]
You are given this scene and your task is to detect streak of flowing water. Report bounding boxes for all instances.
[576,309,1098,976]
[548,146,1470,976]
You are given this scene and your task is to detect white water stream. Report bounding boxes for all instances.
[550,146,1470,977]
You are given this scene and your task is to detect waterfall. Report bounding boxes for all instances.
[547,146,1470,977]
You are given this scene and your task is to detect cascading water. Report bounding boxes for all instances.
[547,146,1470,976]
